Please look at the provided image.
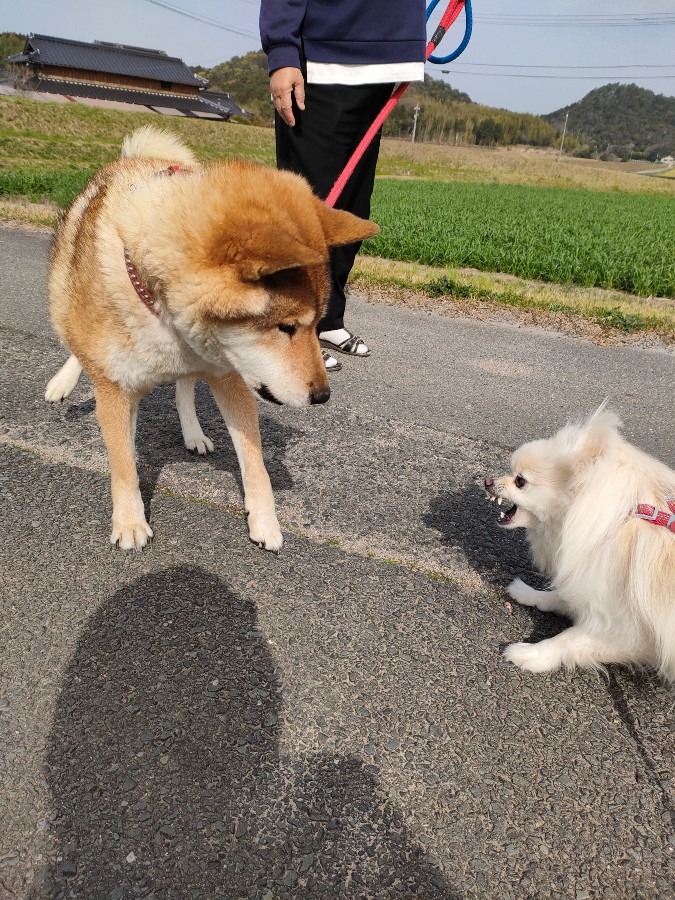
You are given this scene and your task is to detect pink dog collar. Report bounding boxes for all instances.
[123,166,185,316]
[124,249,159,317]
[632,498,675,533]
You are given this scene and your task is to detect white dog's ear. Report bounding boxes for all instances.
[574,407,622,463]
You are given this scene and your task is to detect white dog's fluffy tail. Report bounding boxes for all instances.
[120,125,196,167]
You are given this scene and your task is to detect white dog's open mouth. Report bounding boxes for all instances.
[484,481,518,526]
[486,494,518,526]
[495,501,518,526]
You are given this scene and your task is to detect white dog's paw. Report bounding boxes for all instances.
[111,519,153,551]
[507,577,538,606]
[184,430,214,455]
[247,510,283,553]
[503,641,560,673]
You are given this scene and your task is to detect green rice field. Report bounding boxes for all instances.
[368,180,675,298]
[1,146,674,299]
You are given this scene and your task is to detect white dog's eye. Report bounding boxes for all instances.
[514,474,527,489]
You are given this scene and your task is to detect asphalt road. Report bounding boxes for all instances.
[0,225,673,899]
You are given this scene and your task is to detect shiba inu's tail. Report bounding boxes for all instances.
[45,354,82,402]
[120,125,196,166]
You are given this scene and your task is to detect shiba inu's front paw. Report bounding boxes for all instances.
[111,519,154,551]
[247,510,283,553]
[503,641,559,673]
[45,377,70,403]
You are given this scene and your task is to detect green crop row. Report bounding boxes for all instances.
[368,180,675,298]
[2,164,673,299]
[0,169,93,209]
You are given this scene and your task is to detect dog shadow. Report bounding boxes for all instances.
[605,669,675,828]
[425,482,569,643]
[137,381,299,496]
[39,566,458,898]
[61,380,300,518]
[62,397,96,420]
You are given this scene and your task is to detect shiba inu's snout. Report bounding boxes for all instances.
[256,384,283,405]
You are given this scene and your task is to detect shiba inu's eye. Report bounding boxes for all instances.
[514,474,527,489]
[278,323,297,337]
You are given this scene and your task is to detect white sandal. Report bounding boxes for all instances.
[320,331,371,357]
[321,349,342,371]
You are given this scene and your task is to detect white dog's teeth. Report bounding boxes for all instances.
[497,497,503,506]
[500,511,505,519]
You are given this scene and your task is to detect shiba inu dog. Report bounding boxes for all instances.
[45,126,378,551]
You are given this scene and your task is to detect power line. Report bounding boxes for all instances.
[440,69,675,80]
[140,0,259,41]
[455,63,675,71]
[475,14,675,27]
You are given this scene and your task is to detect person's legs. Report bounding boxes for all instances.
[276,81,393,337]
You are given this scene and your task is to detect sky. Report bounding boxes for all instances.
[1,0,674,116]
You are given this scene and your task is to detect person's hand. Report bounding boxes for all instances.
[270,67,305,126]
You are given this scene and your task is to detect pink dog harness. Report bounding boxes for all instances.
[632,498,675,533]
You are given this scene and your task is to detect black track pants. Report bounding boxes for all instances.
[275,80,395,332]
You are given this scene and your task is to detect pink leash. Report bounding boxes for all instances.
[324,0,467,208]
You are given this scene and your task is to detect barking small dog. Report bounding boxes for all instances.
[485,407,675,680]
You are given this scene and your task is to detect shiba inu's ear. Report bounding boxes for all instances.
[315,201,380,248]
[235,226,326,281]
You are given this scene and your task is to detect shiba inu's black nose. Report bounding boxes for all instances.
[310,387,330,405]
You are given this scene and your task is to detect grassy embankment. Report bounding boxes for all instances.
[1,94,674,340]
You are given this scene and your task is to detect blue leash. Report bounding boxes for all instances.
[426,0,473,65]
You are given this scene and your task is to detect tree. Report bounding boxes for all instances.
[475,118,503,146]
[0,31,25,68]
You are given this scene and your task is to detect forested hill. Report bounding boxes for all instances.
[545,84,675,160]
[195,50,561,149]
[194,49,271,123]
[0,32,24,62]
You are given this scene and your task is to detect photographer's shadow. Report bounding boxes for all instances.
[42,566,457,899]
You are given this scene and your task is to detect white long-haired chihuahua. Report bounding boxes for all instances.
[485,406,675,680]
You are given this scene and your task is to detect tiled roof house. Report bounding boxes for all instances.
[8,33,248,120]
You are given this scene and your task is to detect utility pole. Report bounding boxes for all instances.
[557,112,568,163]
[411,104,421,144]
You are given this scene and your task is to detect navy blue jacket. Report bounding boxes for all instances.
[260,0,426,73]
